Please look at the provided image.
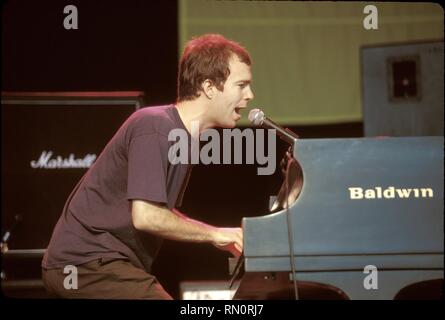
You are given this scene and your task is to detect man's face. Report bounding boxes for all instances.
[210,55,254,128]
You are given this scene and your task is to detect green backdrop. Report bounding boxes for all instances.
[179,1,443,125]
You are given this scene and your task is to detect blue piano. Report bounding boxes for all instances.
[230,137,443,299]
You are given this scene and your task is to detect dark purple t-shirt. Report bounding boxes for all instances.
[42,105,192,272]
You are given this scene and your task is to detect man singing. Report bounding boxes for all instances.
[42,34,254,299]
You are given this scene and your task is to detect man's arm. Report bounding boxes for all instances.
[131,199,243,257]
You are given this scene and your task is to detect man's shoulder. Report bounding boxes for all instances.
[133,104,174,120]
[128,104,178,136]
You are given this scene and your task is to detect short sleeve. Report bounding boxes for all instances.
[127,133,168,204]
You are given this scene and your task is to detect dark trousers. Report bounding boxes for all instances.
[42,258,172,300]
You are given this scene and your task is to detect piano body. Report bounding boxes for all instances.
[231,137,443,299]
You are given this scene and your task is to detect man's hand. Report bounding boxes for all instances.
[212,227,243,257]
[132,200,244,256]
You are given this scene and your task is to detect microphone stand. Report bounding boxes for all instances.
[1,233,9,281]
[1,214,23,280]
[283,147,299,300]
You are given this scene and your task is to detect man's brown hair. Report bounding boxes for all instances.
[177,34,251,102]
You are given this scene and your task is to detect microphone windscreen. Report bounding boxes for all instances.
[248,108,264,126]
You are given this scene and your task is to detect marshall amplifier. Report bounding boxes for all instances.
[1,91,144,253]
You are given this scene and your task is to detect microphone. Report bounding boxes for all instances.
[248,108,299,145]
[1,214,22,244]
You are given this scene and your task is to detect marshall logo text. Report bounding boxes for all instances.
[349,186,434,199]
[30,151,96,169]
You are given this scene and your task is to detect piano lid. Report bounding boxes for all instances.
[243,136,444,259]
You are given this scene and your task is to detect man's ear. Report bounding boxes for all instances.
[201,79,215,99]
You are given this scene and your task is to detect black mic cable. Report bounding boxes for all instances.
[284,149,299,300]
[249,108,300,299]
